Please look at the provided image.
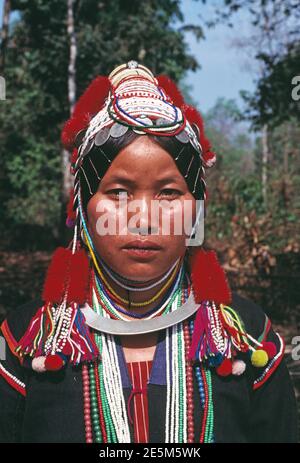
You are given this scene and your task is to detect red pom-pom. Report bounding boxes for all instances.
[67,249,90,304]
[216,358,232,376]
[42,247,72,303]
[61,76,111,151]
[73,76,111,119]
[189,248,232,304]
[157,75,185,107]
[61,114,91,151]
[262,341,277,358]
[44,354,64,371]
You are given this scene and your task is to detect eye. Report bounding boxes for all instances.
[159,189,183,199]
[106,188,129,199]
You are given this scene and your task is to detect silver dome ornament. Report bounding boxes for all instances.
[127,60,139,69]
[95,126,110,146]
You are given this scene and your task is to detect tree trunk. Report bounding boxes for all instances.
[60,0,77,242]
[62,0,77,203]
[262,124,269,206]
[0,0,11,74]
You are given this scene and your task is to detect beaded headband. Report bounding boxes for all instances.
[74,61,203,170]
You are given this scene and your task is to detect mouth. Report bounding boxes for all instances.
[122,240,162,250]
[122,240,162,260]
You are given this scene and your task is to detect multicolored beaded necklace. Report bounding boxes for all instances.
[82,265,215,443]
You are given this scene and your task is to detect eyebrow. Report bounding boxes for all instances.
[104,174,184,185]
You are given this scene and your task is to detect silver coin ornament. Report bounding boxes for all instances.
[175,129,190,144]
[109,122,129,138]
[95,126,111,146]
[155,117,170,127]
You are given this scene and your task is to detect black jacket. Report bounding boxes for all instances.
[0,292,298,443]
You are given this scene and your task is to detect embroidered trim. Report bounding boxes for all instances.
[257,315,272,343]
[0,362,26,396]
[253,332,285,390]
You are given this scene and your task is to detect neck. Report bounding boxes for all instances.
[95,257,186,318]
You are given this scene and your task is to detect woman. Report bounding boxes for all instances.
[0,62,298,443]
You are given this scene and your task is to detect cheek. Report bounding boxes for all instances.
[87,196,128,237]
[160,198,195,236]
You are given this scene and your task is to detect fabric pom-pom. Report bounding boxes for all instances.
[216,358,232,376]
[32,356,46,373]
[251,349,269,367]
[262,341,277,358]
[44,354,65,371]
[232,359,246,376]
[61,76,111,151]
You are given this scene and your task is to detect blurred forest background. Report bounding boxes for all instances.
[0,0,299,403]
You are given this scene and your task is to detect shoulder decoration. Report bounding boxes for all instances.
[188,248,281,380]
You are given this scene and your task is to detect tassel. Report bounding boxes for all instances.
[190,248,232,304]
[189,301,206,360]
[42,247,72,303]
[16,302,99,373]
[67,248,90,304]
[189,301,228,362]
[15,304,52,358]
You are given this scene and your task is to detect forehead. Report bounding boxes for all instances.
[103,136,183,180]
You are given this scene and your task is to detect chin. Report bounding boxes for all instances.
[113,260,163,281]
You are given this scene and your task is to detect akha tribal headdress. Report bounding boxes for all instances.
[12,62,280,384]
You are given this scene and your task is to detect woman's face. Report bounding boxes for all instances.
[87,136,196,281]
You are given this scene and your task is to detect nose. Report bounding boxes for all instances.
[127,195,158,235]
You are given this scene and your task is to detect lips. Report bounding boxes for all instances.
[122,240,162,250]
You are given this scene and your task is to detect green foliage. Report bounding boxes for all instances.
[0,0,203,248]
[5,138,61,226]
